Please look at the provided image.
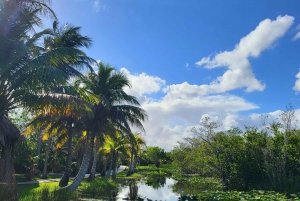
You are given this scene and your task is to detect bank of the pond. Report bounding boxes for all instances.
[17,165,300,201]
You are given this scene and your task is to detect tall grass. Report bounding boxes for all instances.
[19,185,76,201]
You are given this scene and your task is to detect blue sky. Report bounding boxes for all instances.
[45,0,300,150]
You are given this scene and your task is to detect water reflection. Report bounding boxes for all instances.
[117,177,178,201]
[144,174,166,189]
[172,179,221,196]
[114,175,220,201]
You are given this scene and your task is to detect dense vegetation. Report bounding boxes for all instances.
[171,108,300,193]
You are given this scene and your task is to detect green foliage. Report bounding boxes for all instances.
[19,183,75,201]
[79,178,118,198]
[196,190,298,201]
[172,124,300,192]
[145,146,166,167]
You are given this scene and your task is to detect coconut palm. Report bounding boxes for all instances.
[102,131,129,179]
[66,62,147,192]
[88,136,104,181]
[0,1,57,200]
[126,133,146,176]
[0,1,95,199]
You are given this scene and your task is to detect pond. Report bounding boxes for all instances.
[115,174,219,201]
[117,178,179,201]
[80,174,220,201]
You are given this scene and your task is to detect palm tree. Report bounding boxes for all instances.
[88,136,104,181]
[126,133,146,176]
[102,131,129,179]
[0,1,57,200]
[0,1,95,198]
[66,63,147,192]
[21,22,95,184]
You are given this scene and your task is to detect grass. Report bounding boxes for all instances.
[116,169,143,179]
[18,182,59,199]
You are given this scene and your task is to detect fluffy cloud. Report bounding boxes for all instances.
[121,68,166,103]
[292,24,300,41]
[196,15,294,93]
[293,72,300,91]
[123,70,259,150]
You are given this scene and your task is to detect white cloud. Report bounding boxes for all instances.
[143,83,258,150]
[185,62,190,70]
[293,72,300,91]
[121,68,300,150]
[223,113,239,130]
[196,15,294,93]
[121,68,166,103]
[93,0,100,12]
[122,69,260,150]
[292,32,300,41]
[292,24,300,41]
[93,0,106,12]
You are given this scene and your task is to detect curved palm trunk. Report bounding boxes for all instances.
[59,128,74,187]
[101,155,108,176]
[112,152,118,179]
[42,138,51,179]
[88,139,100,181]
[66,131,95,192]
[131,156,139,173]
[0,140,18,201]
[127,149,134,176]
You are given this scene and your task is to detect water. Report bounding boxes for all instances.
[117,178,180,201]
[80,174,219,200]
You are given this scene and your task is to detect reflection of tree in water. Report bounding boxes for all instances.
[129,182,138,199]
[144,174,166,189]
[122,181,144,201]
[172,179,221,197]
[178,195,199,201]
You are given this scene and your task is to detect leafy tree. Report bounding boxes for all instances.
[146,146,166,167]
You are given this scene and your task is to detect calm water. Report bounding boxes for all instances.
[117,178,180,201]
[80,175,219,200]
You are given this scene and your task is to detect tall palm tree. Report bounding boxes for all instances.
[126,133,146,176]
[66,62,147,192]
[88,136,104,181]
[102,131,129,179]
[0,1,57,200]
[0,1,95,199]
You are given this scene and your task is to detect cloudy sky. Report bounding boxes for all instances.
[46,0,300,150]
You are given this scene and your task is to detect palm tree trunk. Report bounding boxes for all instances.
[88,139,100,181]
[59,128,74,187]
[35,130,42,169]
[0,140,18,201]
[42,138,51,179]
[67,131,95,192]
[127,150,134,176]
[108,155,113,176]
[132,155,139,173]
[101,155,108,176]
[112,152,118,179]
